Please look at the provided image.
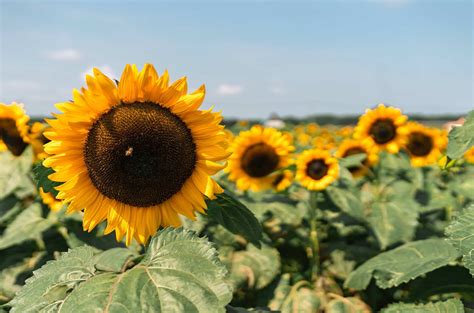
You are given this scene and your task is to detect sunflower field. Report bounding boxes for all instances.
[0,64,473,313]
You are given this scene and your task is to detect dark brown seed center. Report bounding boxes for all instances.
[84,102,196,207]
[0,118,28,156]
[306,159,328,180]
[406,132,433,156]
[369,119,397,144]
[241,143,280,178]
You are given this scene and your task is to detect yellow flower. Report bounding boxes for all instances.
[335,139,378,177]
[0,102,30,156]
[297,132,311,146]
[306,123,319,134]
[404,122,447,167]
[44,64,229,245]
[271,170,293,192]
[226,125,294,191]
[465,146,474,163]
[29,122,51,160]
[39,188,63,212]
[296,149,339,190]
[0,140,7,152]
[354,104,408,153]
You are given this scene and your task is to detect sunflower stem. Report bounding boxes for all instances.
[308,191,321,282]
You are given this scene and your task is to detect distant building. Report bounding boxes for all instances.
[265,113,285,129]
[443,117,465,132]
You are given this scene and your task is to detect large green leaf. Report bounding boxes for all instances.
[32,162,61,197]
[325,297,370,313]
[206,191,263,248]
[381,298,464,313]
[0,148,33,198]
[0,203,55,250]
[344,238,459,290]
[326,186,364,219]
[447,110,474,159]
[446,204,474,276]
[9,228,232,313]
[367,200,418,250]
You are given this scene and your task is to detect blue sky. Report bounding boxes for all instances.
[0,0,472,118]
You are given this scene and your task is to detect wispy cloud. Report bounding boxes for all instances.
[47,49,82,61]
[216,84,243,96]
[81,65,116,81]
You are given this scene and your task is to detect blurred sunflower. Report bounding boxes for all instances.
[306,123,319,134]
[354,104,408,153]
[404,122,447,167]
[44,63,229,245]
[335,139,378,177]
[296,149,339,190]
[0,140,7,152]
[0,102,30,156]
[464,147,474,163]
[39,188,63,212]
[29,122,51,160]
[271,170,293,192]
[226,125,294,191]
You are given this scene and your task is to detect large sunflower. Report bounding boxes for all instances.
[0,102,30,156]
[226,125,294,191]
[44,64,229,245]
[296,149,339,190]
[335,139,378,177]
[403,122,447,167]
[354,104,408,153]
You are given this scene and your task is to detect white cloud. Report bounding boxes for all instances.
[216,84,243,96]
[47,49,82,61]
[81,65,116,81]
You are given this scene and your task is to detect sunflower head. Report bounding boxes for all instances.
[39,188,63,212]
[335,139,378,177]
[354,104,408,153]
[403,122,447,167]
[0,102,30,156]
[226,125,294,191]
[44,64,229,245]
[296,149,339,191]
[465,146,474,163]
[271,170,294,192]
[29,122,51,160]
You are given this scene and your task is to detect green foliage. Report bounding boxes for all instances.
[446,204,474,276]
[381,298,464,313]
[447,110,474,159]
[8,228,233,313]
[32,162,61,196]
[206,191,263,248]
[0,148,33,198]
[344,239,459,290]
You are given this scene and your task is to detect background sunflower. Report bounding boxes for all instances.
[0,102,30,156]
[296,149,339,190]
[335,139,378,177]
[403,122,447,167]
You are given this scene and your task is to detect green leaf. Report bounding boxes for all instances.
[206,191,263,248]
[446,203,474,276]
[381,298,464,313]
[32,162,61,197]
[447,110,474,159]
[224,244,280,290]
[92,248,137,273]
[326,186,364,219]
[0,148,33,198]
[0,195,22,226]
[10,228,233,313]
[367,201,418,250]
[338,153,367,169]
[344,238,459,290]
[0,203,55,250]
[325,296,371,313]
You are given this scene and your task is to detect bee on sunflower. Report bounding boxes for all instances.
[270,170,294,192]
[296,149,339,190]
[335,139,378,177]
[43,63,230,245]
[0,102,30,156]
[403,122,447,167]
[354,104,408,153]
[226,125,294,191]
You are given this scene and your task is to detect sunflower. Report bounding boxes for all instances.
[335,139,378,177]
[354,104,408,153]
[44,64,229,245]
[271,170,293,192]
[226,125,294,191]
[29,122,51,160]
[403,122,447,167]
[296,149,339,190]
[39,188,63,212]
[465,146,474,163]
[0,102,30,156]
[0,140,7,152]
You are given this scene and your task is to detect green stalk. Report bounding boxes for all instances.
[308,191,321,282]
